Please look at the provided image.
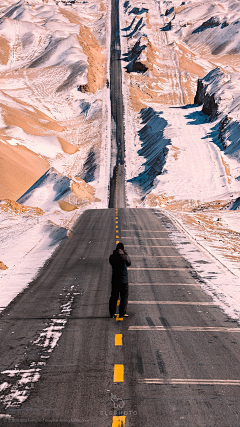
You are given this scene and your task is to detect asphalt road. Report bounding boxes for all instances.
[1,208,240,426]
[108,0,126,209]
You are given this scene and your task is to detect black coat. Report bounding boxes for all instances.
[109,249,131,285]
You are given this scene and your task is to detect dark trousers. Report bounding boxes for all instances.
[109,282,128,317]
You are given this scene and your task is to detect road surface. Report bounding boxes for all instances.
[1,209,240,426]
[109,0,126,209]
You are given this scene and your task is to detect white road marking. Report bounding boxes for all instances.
[128,301,215,305]
[129,326,240,332]
[122,237,171,239]
[138,379,240,385]
[125,245,173,248]
[121,230,169,232]
[129,283,197,286]
[129,268,190,270]
[129,255,182,257]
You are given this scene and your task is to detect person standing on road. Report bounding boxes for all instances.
[109,242,131,318]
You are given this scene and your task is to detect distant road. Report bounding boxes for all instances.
[109,0,126,208]
[1,209,240,426]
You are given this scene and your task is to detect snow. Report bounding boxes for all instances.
[0,213,68,310]
[126,104,240,202]
[6,133,63,159]
[153,105,240,201]
[221,212,240,233]
[0,286,78,408]
[17,168,71,211]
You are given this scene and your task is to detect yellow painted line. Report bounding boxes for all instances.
[117,299,120,306]
[112,415,126,427]
[113,364,124,382]
[116,314,123,321]
[115,334,123,345]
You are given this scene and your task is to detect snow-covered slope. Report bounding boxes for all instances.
[0,0,110,201]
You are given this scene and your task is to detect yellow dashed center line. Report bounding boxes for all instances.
[113,364,124,382]
[115,334,123,346]
[112,416,126,427]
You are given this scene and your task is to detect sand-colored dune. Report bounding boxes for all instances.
[59,7,106,93]
[0,140,49,200]
[0,36,10,66]
[0,261,8,270]
[71,179,96,203]
[0,199,44,215]
[58,200,78,211]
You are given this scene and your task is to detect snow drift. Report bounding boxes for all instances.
[195,67,240,197]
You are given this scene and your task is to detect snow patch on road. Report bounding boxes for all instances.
[0,285,78,409]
